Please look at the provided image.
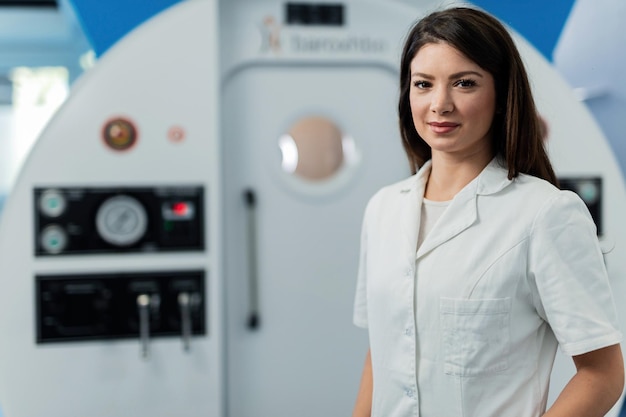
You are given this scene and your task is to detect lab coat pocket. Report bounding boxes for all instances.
[440,297,511,377]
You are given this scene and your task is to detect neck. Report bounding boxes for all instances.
[425,151,493,201]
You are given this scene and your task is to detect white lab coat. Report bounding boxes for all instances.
[353,158,621,417]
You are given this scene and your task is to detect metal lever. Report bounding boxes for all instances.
[179,292,192,352]
[137,294,151,359]
[178,291,201,352]
[244,189,260,330]
[137,293,160,359]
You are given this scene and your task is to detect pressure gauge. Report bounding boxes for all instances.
[96,195,148,247]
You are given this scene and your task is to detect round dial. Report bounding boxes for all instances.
[39,189,67,218]
[40,224,68,254]
[96,195,148,247]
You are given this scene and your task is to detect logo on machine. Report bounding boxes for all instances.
[290,35,387,54]
[259,16,388,56]
[259,15,282,54]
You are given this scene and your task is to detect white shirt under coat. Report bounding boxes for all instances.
[353,158,621,417]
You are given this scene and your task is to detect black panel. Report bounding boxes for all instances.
[0,0,57,7]
[34,186,205,256]
[558,176,603,236]
[286,3,344,26]
[36,270,206,343]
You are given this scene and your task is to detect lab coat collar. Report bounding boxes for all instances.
[409,156,511,194]
[406,157,512,259]
[474,156,513,196]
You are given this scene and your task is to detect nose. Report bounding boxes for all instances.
[430,87,454,114]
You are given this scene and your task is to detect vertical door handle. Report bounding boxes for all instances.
[244,189,260,330]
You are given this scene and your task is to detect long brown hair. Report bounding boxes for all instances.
[398,7,557,185]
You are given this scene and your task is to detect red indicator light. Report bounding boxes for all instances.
[162,201,194,220]
[172,202,189,216]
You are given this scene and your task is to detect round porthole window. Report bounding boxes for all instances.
[277,116,360,193]
[279,116,344,181]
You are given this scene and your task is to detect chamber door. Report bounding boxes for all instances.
[222,65,409,417]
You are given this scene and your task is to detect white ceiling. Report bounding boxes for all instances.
[0,0,89,74]
[0,0,83,44]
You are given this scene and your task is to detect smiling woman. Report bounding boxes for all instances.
[351,6,624,417]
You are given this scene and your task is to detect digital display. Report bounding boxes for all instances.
[286,3,344,26]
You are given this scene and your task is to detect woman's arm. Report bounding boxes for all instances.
[544,344,624,417]
[352,349,373,417]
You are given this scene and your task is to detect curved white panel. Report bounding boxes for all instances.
[0,1,222,416]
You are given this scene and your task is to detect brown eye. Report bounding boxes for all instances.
[455,79,477,88]
[413,80,431,89]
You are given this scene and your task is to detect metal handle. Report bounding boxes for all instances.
[178,292,201,352]
[178,292,192,351]
[137,293,160,359]
[244,189,260,330]
[137,294,151,359]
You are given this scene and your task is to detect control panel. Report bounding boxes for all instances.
[36,270,205,355]
[34,186,204,256]
[559,176,603,235]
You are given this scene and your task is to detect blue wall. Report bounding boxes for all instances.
[472,0,576,60]
[68,0,181,57]
[70,0,576,60]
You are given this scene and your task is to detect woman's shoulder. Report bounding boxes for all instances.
[371,174,418,200]
[511,173,594,229]
[364,174,418,216]
[511,172,560,195]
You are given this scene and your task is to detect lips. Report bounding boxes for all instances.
[428,121,459,134]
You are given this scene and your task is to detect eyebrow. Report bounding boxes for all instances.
[411,70,484,79]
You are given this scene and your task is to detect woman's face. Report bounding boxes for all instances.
[409,42,496,162]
